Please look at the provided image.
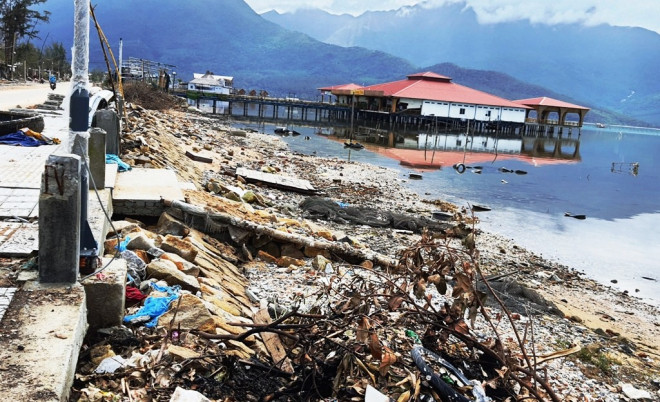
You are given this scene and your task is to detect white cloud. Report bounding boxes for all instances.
[243,0,660,34]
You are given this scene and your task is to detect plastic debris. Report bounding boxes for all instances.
[169,387,211,402]
[106,153,132,172]
[124,283,181,328]
[94,355,128,374]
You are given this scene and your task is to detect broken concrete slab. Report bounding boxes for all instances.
[236,167,317,194]
[113,168,184,216]
[81,258,127,330]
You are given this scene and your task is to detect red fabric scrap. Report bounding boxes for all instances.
[126,285,147,303]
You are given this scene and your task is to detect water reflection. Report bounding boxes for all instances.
[231,118,660,305]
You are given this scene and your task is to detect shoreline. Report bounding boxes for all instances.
[113,106,660,398]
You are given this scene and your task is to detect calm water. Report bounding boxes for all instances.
[233,119,660,306]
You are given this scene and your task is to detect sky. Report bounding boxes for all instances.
[243,0,660,35]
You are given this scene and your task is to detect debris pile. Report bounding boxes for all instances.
[69,103,660,401]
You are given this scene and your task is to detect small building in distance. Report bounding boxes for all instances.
[187,72,234,113]
[514,97,590,136]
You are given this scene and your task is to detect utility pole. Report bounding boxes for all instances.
[70,0,98,273]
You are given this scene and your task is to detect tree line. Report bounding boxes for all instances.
[0,0,68,80]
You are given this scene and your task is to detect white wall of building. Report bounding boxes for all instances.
[421,100,526,123]
[188,83,230,94]
[500,107,526,123]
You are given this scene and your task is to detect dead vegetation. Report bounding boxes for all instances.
[123,82,183,111]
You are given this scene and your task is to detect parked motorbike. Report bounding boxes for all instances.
[50,82,56,90]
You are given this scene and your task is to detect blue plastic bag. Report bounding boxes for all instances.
[106,153,132,172]
[123,283,180,328]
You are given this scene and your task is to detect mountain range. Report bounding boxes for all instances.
[32,0,656,126]
[263,3,660,126]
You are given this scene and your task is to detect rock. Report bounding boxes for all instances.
[159,235,198,262]
[229,129,247,137]
[316,230,334,241]
[157,212,189,237]
[158,294,215,331]
[257,250,278,264]
[170,386,211,402]
[107,220,142,236]
[135,155,151,165]
[167,345,201,360]
[146,259,200,293]
[620,383,652,400]
[312,255,332,272]
[303,246,331,259]
[126,233,156,251]
[206,181,222,194]
[280,243,305,260]
[224,191,242,202]
[241,190,257,203]
[104,238,120,255]
[277,256,305,267]
[160,252,195,271]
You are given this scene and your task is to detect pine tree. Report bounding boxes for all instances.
[0,0,49,79]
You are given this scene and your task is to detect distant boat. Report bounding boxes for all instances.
[409,173,423,180]
[564,212,586,220]
[595,123,606,128]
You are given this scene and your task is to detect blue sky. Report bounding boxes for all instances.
[243,0,660,35]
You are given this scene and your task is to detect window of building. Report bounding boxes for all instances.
[459,108,466,115]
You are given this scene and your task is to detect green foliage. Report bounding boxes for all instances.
[0,0,50,78]
[575,345,619,375]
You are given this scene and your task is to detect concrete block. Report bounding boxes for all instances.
[81,258,127,330]
[88,127,106,189]
[93,109,121,155]
[39,154,81,284]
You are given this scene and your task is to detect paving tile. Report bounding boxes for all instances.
[0,287,17,322]
[0,222,38,257]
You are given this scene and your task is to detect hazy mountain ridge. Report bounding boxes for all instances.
[31,0,645,126]
[37,0,414,98]
[262,3,660,126]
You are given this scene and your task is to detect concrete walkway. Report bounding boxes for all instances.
[0,83,97,401]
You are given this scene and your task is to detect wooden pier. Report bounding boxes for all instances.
[176,91,583,138]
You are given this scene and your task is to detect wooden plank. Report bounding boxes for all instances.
[252,308,294,374]
[236,167,316,194]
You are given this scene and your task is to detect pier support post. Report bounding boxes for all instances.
[88,127,106,189]
[39,154,82,283]
[93,109,120,155]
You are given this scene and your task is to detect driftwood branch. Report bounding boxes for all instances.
[163,199,398,268]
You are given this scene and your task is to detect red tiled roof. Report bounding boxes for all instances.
[318,83,363,91]
[514,97,589,110]
[407,71,451,81]
[360,72,529,109]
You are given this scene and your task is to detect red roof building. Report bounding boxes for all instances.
[321,72,531,124]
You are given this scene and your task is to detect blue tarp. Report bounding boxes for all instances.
[106,153,132,172]
[0,131,46,147]
[123,283,180,328]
